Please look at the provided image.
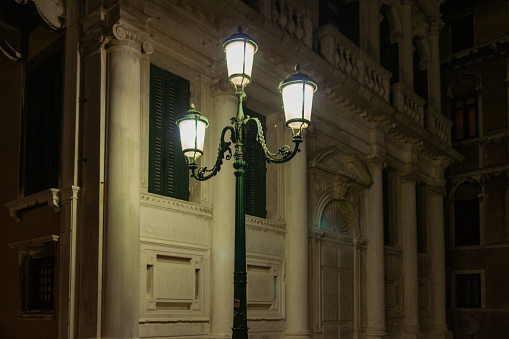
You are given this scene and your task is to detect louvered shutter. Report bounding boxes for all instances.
[149,64,189,200]
[24,51,62,196]
[244,108,267,218]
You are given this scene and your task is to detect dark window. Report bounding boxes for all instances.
[149,64,189,200]
[26,256,55,311]
[452,96,477,141]
[451,14,474,54]
[454,182,480,246]
[20,253,56,316]
[455,273,481,308]
[413,39,428,105]
[383,168,396,246]
[380,12,399,84]
[319,0,359,46]
[244,108,267,218]
[22,43,63,196]
[452,78,478,141]
[416,184,427,253]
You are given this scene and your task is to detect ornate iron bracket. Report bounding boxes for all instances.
[189,125,235,181]
[248,117,302,164]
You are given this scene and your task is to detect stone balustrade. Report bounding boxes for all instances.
[391,83,426,127]
[426,111,452,143]
[318,24,391,103]
[256,0,313,48]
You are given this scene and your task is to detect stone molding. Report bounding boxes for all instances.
[5,188,60,223]
[140,192,213,219]
[9,234,59,250]
[246,215,286,235]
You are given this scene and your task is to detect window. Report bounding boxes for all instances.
[22,40,63,196]
[9,235,59,318]
[451,78,478,141]
[451,14,474,54]
[455,273,482,308]
[244,108,267,218]
[383,168,397,246]
[319,0,359,46]
[380,10,399,84]
[413,38,428,105]
[149,64,189,200]
[453,182,480,246]
[416,183,427,253]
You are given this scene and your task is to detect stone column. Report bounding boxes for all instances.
[101,24,148,338]
[400,0,414,89]
[400,176,420,338]
[364,157,387,339]
[359,0,380,61]
[209,94,237,338]
[284,130,310,339]
[428,185,453,339]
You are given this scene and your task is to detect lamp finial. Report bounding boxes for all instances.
[191,103,195,109]
[238,26,242,33]
[295,64,300,72]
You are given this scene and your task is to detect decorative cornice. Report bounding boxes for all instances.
[140,193,213,219]
[9,235,59,250]
[5,189,60,223]
[246,216,286,235]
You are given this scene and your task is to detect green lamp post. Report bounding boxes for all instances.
[176,27,317,339]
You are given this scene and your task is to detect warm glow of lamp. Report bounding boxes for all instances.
[223,27,258,87]
[176,104,209,162]
[278,65,317,131]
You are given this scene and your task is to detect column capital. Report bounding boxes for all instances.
[429,184,446,197]
[365,154,386,170]
[107,24,153,54]
[429,18,444,36]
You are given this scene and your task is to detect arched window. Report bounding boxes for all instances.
[413,37,428,106]
[380,5,399,84]
[453,182,480,246]
[451,77,478,141]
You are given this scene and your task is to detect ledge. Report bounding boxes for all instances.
[5,189,60,223]
[9,235,60,250]
[140,192,213,219]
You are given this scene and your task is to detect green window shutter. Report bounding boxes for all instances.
[149,64,189,200]
[24,51,62,196]
[244,108,267,218]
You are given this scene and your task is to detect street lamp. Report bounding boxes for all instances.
[176,27,317,339]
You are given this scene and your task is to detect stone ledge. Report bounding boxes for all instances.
[5,188,60,223]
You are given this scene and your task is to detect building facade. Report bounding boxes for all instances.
[440,0,509,337]
[0,0,459,338]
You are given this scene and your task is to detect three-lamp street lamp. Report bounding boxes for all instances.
[176,27,317,339]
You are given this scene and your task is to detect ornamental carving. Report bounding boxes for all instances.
[319,200,351,235]
[107,24,153,54]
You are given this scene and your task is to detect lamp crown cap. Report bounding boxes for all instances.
[278,65,318,92]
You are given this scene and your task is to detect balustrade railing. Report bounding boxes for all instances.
[318,24,392,103]
[391,83,426,127]
[426,111,452,143]
[255,0,313,48]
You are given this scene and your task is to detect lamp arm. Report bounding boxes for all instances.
[190,126,236,181]
[248,117,303,164]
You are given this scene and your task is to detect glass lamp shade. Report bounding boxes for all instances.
[278,65,317,130]
[176,106,209,162]
[223,28,258,87]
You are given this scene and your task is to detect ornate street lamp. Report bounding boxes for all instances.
[177,27,317,339]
